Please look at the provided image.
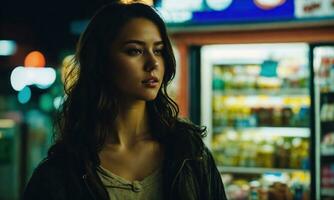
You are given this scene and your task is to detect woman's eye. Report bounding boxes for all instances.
[126,48,143,56]
[154,49,163,56]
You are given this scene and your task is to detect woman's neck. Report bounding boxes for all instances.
[109,100,151,148]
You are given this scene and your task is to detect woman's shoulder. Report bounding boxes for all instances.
[165,118,207,159]
[31,156,66,177]
[23,157,68,199]
[173,118,206,136]
[174,118,206,143]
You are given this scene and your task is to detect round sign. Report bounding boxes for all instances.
[254,0,286,10]
[206,0,233,11]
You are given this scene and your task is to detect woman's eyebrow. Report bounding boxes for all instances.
[154,41,164,46]
[122,40,163,46]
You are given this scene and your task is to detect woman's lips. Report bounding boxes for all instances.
[142,77,159,88]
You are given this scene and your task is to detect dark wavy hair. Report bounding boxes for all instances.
[50,2,205,199]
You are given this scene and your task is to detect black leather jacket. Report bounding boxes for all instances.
[23,130,227,200]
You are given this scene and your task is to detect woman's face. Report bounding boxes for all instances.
[109,18,165,102]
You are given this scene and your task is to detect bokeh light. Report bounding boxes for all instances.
[24,51,46,67]
[18,86,31,104]
[0,40,17,56]
[10,66,57,91]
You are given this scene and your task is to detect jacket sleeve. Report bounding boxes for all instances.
[23,160,67,200]
[204,148,228,200]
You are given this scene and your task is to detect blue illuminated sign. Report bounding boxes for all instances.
[192,0,294,23]
[155,0,334,25]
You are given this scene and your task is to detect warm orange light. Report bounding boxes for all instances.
[120,0,153,5]
[24,51,46,67]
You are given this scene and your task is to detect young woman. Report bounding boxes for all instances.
[23,2,227,200]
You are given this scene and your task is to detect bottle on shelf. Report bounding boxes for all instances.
[256,140,275,168]
[281,107,294,127]
[318,57,334,92]
[320,102,334,122]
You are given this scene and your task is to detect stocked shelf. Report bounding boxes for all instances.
[213,127,310,138]
[212,128,309,169]
[321,188,334,197]
[214,88,309,96]
[218,166,309,174]
[212,94,310,128]
[205,43,311,200]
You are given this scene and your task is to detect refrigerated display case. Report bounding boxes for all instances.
[313,45,334,200]
[0,119,21,200]
[200,43,312,199]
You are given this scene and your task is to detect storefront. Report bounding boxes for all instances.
[155,0,334,199]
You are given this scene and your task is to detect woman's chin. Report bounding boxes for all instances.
[143,94,158,101]
[143,91,160,101]
[130,93,158,102]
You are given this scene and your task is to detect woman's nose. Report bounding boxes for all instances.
[144,55,159,72]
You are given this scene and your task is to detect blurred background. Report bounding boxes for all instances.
[1,0,334,199]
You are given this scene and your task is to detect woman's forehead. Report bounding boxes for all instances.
[113,18,162,45]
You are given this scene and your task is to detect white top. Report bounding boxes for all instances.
[97,165,163,200]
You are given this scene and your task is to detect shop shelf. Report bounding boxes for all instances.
[321,188,334,197]
[213,127,310,138]
[213,88,309,96]
[218,166,309,174]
